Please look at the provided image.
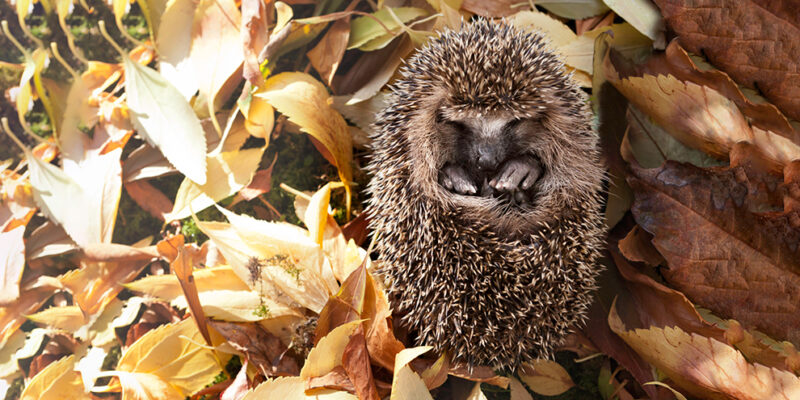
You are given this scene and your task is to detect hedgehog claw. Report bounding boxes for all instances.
[491,156,541,193]
[440,164,477,195]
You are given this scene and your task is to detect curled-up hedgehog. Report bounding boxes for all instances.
[366,19,606,370]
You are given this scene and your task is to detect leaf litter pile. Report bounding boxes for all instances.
[0,0,799,399]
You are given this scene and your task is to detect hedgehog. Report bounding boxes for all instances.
[365,19,606,370]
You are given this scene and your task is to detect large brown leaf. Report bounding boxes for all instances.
[604,41,800,173]
[628,159,800,345]
[652,0,800,120]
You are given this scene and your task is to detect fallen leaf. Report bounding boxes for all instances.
[242,376,356,399]
[208,320,299,377]
[20,355,85,400]
[347,8,428,51]
[124,180,174,221]
[341,326,379,400]
[123,54,208,185]
[609,301,800,400]
[166,146,265,221]
[26,305,87,333]
[190,0,244,125]
[509,377,533,400]
[628,160,800,345]
[653,0,800,120]
[241,0,271,85]
[0,281,58,346]
[519,359,575,396]
[156,0,199,100]
[390,346,433,400]
[256,72,353,214]
[601,0,665,44]
[0,226,25,305]
[301,320,361,380]
[308,17,351,86]
[114,319,225,397]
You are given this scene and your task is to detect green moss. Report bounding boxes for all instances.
[3,377,23,400]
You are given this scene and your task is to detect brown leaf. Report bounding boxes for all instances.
[609,300,800,400]
[307,365,355,393]
[341,211,369,247]
[618,225,664,266]
[460,0,516,17]
[61,258,150,316]
[604,41,800,173]
[307,18,351,86]
[653,0,800,120]
[173,245,213,346]
[362,272,405,372]
[208,320,299,377]
[628,160,800,344]
[123,180,174,221]
[315,261,366,343]
[232,155,278,206]
[448,364,510,389]
[0,282,57,345]
[341,326,379,400]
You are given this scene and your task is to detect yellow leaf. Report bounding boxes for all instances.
[242,90,275,140]
[116,319,224,396]
[156,0,200,100]
[391,346,434,400]
[348,8,428,51]
[609,301,800,399]
[243,376,356,399]
[256,72,353,215]
[519,359,575,397]
[126,265,249,300]
[0,330,26,379]
[305,182,334,246]
[117,371,184,400]
[21,355,86,400]
[165,147,265,221]
[27,305,87,332]
[171,289,302,321]
[300,320,361,379]
[196,209,337,313]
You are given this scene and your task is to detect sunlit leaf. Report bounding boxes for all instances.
[519,359,575,396]
[20,355,85,400]
[391,346,434,400]
[123,56,207,184]
[243,376,356,399]
[347,7,428,51]
[165,146,265,221]
[301,320,361,379]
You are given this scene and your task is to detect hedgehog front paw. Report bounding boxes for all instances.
[439,164,478,195]
[489,155,542,193]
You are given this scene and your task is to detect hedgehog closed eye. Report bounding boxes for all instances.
[366,18,606,371]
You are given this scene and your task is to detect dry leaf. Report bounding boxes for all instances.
[20,355,85,400]
[519,359,575,396]
[166,147,265,221]
[629,160,800,344]
[308,18,351,86]
[256,72,353,213]
[301,320,361,380]
[242,376,356,399]
[390,346,433,400]
[241,0,270,85]
[208,320,299,377]
[609,301,800,400]
[113,319,225,397]
[653,0,800,120]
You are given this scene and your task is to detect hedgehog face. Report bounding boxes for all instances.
[380,23,603,234]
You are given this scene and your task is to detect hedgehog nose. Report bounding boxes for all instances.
[477,149,500,171]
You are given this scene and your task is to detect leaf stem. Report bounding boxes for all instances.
[97,21,128,60]
[50,42,79,80]
[1,118,29,152]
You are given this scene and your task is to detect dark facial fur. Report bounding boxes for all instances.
[366,20,606,370]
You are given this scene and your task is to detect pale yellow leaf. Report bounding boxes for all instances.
[165,147,265,221]
[117,371,184,400]
[243,376,357,400]
[20,355,86,400]
[156,0,199,100]
[242,90,275,140]
[601,0,665,44]
[519,359,574,396]
[171,289,302,321]
[27,305,87,333]
[190,0,244,112]
[305,182,334,246]
[126,265,249,301]
[116,319,223,396]
[0,330,26,379]
[300,320,361,379]
[560,23,651,74]
[257,73,353,211]
[391,346,434,400]
[274,1,293,33]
